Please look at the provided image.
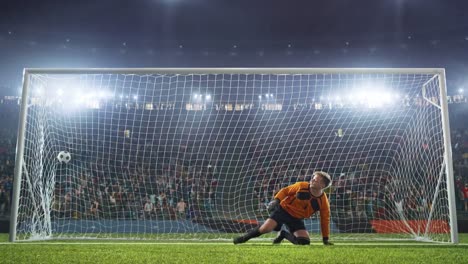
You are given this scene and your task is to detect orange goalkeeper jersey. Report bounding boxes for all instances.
[274,181,330,238]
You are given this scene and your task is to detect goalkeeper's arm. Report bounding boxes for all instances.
[319,194,333,245]
[267,199,280,213]
[267,184,292,213]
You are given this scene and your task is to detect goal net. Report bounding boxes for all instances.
[10,68,458,243]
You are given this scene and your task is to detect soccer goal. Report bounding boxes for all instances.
[10,68,458,243]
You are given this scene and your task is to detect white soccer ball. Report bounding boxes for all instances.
[57,151,71,163]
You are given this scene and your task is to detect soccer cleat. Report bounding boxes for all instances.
[233,236,247,244]
[272,230,285,244]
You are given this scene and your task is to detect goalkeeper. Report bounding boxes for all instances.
[233,171,333,246]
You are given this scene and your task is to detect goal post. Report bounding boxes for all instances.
[437,70,458,244]
[10,68,458,243]
[10,69,31,242]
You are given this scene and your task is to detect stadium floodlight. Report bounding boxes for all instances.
[205,94,211,101]
[133,95,138,100]
[10,68,458,244]
[353,89,396,108]
[458,88,464,94]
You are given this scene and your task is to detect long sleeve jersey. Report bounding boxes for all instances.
[274,181,330,238]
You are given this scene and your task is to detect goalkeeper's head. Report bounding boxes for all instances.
[311,171,332,190]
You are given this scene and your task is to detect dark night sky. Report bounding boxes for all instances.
[1,0,468,95]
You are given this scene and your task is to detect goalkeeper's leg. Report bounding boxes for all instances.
[272,230,286,244]
[233,218,277,244]
[290,229,310,245]
[277,230,310,245]
[274,217,310,245]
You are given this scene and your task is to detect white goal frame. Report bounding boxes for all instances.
[9,68,458,243]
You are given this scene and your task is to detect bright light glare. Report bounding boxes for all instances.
[459,88,464,94]
[73,90,86,105]
[351,88,397,108]
[364,92,395,108]
[205,94,211,100]
[34,88,43,95]
[382,93,392,103]
[357,92,366,100]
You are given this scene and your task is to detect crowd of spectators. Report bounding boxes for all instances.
[0,128,16,218]
[450,102,468,214]
[51,159,219,221]
[0,103,17,219]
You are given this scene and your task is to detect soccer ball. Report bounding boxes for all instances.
[57,151,71,163]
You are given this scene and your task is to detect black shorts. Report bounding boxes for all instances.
[269,206,306,233]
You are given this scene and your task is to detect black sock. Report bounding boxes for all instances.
[282,230,298,244]
[243,227,262,240]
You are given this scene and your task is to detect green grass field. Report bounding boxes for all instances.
[0,234,467,264]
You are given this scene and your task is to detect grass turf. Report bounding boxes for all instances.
[0,234,467,264]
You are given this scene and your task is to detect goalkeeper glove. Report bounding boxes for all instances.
[323,237,334,246]
[267,199,280,213]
